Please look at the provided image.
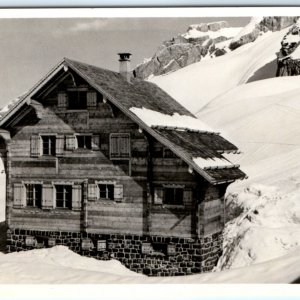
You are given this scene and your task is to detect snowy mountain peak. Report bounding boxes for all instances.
[134,21,243,79]
[134,17,299,80]
[187,21,229,32]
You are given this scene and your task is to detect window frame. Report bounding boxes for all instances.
[41,135,56,156]
[98,183,114,200]
[109,133,131,160]
[67,90,88,110]
[25,183,42,208]
[75,134,92,150]
[163,184,185,206]
[55,184,73,209]
[163,187,184,206]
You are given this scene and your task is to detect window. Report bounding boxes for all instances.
[76,135,92,149]
[56,185,72,209]
[110,133,130,158]
[98,184,114,200]
[68,91,87,110]
[164,187,183,205]
[42,136,56,156]
[25,184,42,208]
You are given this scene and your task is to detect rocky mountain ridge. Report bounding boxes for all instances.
[135,17,299,80]
[276,19,300,76]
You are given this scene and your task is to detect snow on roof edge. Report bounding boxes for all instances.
[129,107,217,133]
[193,157,235,170]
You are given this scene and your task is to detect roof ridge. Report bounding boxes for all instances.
[64,57,121,77]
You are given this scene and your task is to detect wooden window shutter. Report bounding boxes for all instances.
[30,135,42,157]
[88,184,97,200]
[65,135,76,150]
[56,135,64,155]
[72,185,82,211]
[154,187,163,204]
[58,92,68,109]
[42,184,54,209]
[183,188,193,206]
[114,184,123,202]
[87,91,97,108]
[120,135,130,157]
[92,135,100,150]
[13,183,25,208]
[110,135,119,157]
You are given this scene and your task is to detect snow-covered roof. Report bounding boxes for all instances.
[129,107,215,133]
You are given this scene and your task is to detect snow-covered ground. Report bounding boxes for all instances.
[0,245,298,283]
[150,28,290,113]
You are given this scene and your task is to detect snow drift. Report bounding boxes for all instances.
[0,245,299,283]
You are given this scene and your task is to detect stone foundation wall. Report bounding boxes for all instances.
[7,228,222,276]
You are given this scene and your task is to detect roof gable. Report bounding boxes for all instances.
[0,57,246,184]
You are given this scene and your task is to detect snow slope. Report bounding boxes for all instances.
[150,28,289,114]
[0,245,299,283]
[197,76,300,270]
[198,75,300,190]
[217,184,300,270]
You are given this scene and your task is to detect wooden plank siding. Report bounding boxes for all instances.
[6,73,224,238]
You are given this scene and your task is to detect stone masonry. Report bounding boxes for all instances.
[7,228,222,276]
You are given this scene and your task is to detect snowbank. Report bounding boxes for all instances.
[0,246,141,284]
[150,28,288,113]
[217,184,300,273]
[129,107,215,133]
[0,245,299,283]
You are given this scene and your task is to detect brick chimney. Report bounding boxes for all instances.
[118,53,132,82]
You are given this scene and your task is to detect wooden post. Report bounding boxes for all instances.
[144,134,154,236]
[83,180,88,229]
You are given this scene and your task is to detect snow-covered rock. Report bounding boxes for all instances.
[135,17,298,80]
[229,17,263,50]
[277,19,300,76]
[230,16,298,50]
[134,21,242,79]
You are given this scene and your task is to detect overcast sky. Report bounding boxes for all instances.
[0,17,249,106]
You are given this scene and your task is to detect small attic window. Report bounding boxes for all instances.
[68,91,87,110]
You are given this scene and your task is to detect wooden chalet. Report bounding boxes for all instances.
[0,54,246,276]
